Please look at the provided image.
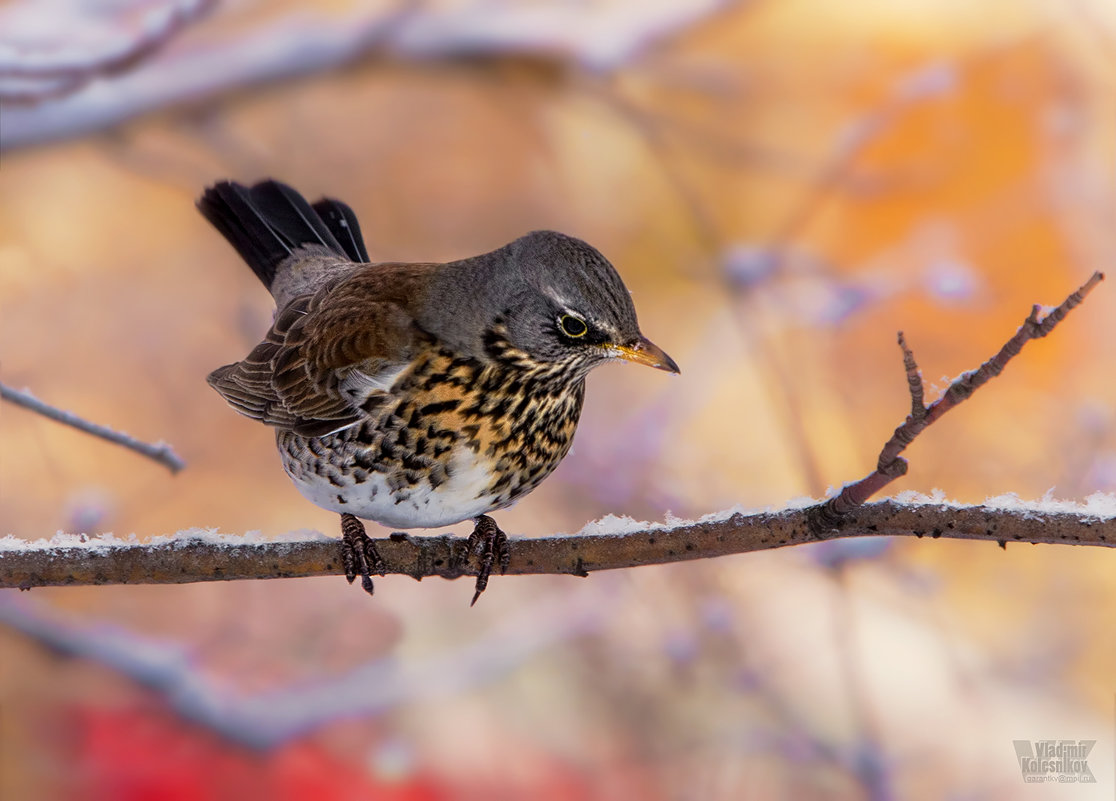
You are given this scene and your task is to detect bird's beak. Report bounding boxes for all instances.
[610,335,680,374]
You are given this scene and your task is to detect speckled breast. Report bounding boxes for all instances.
[276,348,586,529]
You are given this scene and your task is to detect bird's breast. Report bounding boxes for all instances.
[277,349,586,528]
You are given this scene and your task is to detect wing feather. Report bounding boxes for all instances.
[207,281,425,436]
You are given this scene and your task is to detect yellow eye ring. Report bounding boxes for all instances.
[559,314,588,338]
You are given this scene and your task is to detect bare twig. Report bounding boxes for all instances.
[0,382,185,473]
[808,272,1105,532]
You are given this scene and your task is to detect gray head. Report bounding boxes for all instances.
[431,230,678,377]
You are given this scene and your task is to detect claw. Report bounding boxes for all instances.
[340,513,385,596]
[467,515,510,606]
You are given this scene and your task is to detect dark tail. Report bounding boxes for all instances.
[312,198,369,263]
[197,179,369,288]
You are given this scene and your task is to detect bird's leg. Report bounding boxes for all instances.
[467,514,511,606]
[340,513,385,596]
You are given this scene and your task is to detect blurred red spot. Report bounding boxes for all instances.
[68,706,447,801]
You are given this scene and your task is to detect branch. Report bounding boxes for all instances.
[0,0,728,150]
[0,273,1107,591]
[0,0,216,104]
[808,271,1104,531]
[0,590,604,748]
[1,498,1113,590]
[0,382,185,474]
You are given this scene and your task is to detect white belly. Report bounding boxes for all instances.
[287,448,501,529]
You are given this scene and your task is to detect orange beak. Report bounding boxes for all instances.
[609,335,680,374]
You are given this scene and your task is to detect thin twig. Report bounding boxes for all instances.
[809,271,1105,531]
[0,382,185,474]
[899,332,926,423]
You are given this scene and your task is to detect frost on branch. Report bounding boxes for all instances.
[1,494,1114,591]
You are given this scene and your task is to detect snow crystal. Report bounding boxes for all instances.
[570,490,1116,538]
[982,491,1116,519]
[888,489,1116,519]
[0,532,139,553]
[0,528,334,553]
[892,489,955,506]
[577,514,665,537]
[574,500,816,538]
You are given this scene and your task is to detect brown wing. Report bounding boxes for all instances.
[208,284,427,437]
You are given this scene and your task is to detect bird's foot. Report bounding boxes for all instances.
[340,513,385,595]
[467,515,510,606]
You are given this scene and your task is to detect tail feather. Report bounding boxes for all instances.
[197,179,359,289]
[312,198,369,263]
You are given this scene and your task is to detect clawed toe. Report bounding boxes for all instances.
[340,512,508,603]
[467,514,510,606]
[340,513,385,596]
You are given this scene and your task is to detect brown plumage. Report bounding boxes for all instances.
[200,179,678,603]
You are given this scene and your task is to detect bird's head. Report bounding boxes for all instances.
[491,231,679,378]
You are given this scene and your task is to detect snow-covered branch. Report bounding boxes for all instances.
[2,497,1114,592]
[809,271,1105,530]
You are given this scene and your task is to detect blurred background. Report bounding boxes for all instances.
[1,0,1115,798]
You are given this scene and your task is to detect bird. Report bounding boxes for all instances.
[199,179,679,604]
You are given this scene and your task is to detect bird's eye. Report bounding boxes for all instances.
[558,314,588,338]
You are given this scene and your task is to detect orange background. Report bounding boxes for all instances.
[1,1,1115,798]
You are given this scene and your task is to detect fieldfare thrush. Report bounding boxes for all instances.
[199,179,679,603]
